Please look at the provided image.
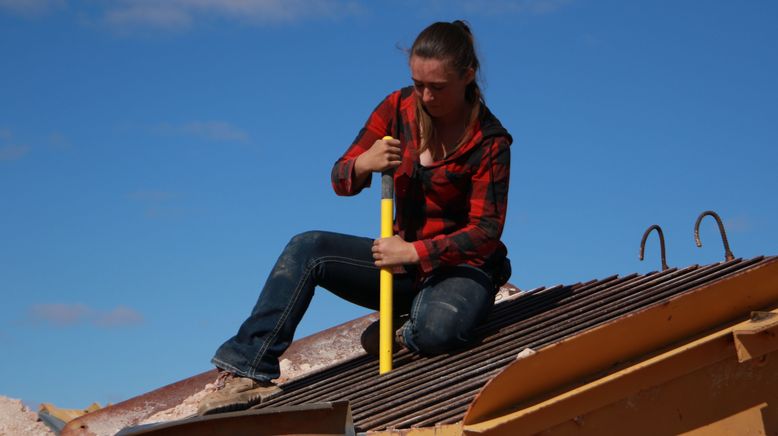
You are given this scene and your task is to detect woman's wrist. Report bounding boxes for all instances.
[406,240,420,264]
[353,154,371,185]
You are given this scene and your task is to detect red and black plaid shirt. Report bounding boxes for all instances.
[332,87,512,275]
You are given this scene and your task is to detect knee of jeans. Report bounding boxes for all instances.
[286,231,327,256]
[411,323,463,355]
[408,304,470,355]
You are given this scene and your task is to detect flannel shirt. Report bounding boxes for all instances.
[331,87,512,276]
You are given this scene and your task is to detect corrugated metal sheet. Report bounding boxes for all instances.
[255,256,775,432]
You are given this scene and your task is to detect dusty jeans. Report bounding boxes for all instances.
[212,231,498,382]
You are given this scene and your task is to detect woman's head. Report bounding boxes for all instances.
[410,20,482,157]
[410,20,480,107]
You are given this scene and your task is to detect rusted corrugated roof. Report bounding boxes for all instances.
[254,256,775,432]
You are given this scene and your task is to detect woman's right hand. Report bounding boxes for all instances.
[354,137,402,177]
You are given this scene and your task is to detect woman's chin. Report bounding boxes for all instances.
[424,106,444,118]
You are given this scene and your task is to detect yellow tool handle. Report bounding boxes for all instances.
[379,135,395,374]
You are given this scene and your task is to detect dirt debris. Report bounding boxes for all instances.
[0,396,53,436]
[140,381,219,424]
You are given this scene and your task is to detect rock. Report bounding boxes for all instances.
[0,396,53,436]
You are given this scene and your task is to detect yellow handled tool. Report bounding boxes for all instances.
[380,135,395,374]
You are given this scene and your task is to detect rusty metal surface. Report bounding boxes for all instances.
[61,283,525,436]
[254,256,777,433]
[116,401,354,436]
[61,369,217,436]
[63,258,778,434]
[62,312,379,436]
[366,423,463,436]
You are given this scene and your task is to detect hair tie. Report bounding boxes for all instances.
[452,20,472,35]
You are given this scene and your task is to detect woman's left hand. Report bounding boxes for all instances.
[372,235,420,268]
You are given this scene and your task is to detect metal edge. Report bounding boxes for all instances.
[462,257,778,427]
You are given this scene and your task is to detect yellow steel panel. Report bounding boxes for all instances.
[540,354,778,436]
[464,258,778,427]
[681,404,768,436]
[734,312,778,363]
[463,308,778,436]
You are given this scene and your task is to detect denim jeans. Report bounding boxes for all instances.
[212,230,497,382]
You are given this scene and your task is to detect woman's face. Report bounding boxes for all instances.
[410,55,474,122]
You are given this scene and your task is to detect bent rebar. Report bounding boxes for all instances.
[694,210,735,261]
[639,224,669,271]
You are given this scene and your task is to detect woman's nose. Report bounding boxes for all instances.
[423,88,434,103]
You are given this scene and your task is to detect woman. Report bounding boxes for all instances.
[198,20,512,416]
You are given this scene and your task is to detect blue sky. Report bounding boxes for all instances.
[1,0,776,409]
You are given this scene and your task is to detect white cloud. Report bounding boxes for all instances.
[29,303,92,326]
[455,0,574,16]
[128,190,187,219]
[156,121,250,143]
[524,0,574,14]
[103,3,193,31]
[48,132,71,150]
[725,215,751,233]
[0,130,69,160]
[129,190,176,202]
[0,0,64,16]
[0,329,14,344]
[27,303,145,328]
[180,121,250,142]
[94,306,144,327]
[0,144,30,161]
[101,0,363,32]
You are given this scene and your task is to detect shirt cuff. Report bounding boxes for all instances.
[337,158,371,195]
[348,158,372,192]
[412,240,435,273]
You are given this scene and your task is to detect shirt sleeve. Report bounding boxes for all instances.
[411,136,511,273]
[331,91,399,196]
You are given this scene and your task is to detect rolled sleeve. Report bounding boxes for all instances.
[331,91,399,196]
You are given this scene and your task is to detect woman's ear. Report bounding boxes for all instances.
[464,67,475,84]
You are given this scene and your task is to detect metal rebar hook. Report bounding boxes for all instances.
[694,210,735,261]
[639,224,669,271]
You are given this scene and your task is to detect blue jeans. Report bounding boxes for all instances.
[212,231,498,382]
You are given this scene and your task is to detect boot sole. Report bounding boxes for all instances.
[198,386,280,416]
